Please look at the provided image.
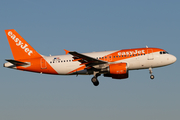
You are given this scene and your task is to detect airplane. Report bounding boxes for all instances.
[4,29,177,86]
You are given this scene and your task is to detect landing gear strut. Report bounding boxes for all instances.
[149,67,154,79]
[91,72,100,86]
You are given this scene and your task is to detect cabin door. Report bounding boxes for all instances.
[40,58,47,69]
[147,49,154,60]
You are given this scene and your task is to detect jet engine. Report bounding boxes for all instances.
[104,63,128,79]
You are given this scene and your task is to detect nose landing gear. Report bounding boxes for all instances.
[149,67,154,79]
[150,75,154,79]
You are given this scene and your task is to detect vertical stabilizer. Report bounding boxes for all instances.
[5,29,41,60]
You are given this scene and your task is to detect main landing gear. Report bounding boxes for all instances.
[91,72,100,86]
[149,67,154,79]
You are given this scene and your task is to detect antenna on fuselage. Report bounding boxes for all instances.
[146,46,148,48]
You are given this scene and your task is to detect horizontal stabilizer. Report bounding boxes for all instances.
[5,59,29,66]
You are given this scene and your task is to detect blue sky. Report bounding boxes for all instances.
[0,0,180,120]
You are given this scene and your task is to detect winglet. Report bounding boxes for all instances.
[64,49,70,55]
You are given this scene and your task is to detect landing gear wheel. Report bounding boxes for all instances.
[149,68,155,80]
[150,75,154,79]
[91,77,99,86]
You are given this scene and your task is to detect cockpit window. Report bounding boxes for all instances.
[160,51,169,54]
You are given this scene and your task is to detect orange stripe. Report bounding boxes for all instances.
[101,48,164,62]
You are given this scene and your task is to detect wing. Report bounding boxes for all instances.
[64,49,107,67]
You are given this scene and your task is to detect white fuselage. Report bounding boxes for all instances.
[42,50,176,75]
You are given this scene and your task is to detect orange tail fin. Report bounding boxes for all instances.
[5,29,41,60]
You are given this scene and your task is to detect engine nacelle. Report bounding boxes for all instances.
[105,63,128,79]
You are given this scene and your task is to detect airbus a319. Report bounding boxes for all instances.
[4,29,177,86]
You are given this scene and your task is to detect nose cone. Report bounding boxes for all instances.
[172,55,177,63]
[170,55,177,64]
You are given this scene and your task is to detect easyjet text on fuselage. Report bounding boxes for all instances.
[118,50,145,56]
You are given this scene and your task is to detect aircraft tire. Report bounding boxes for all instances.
[91,77,99,86]
[150,75,154,79]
